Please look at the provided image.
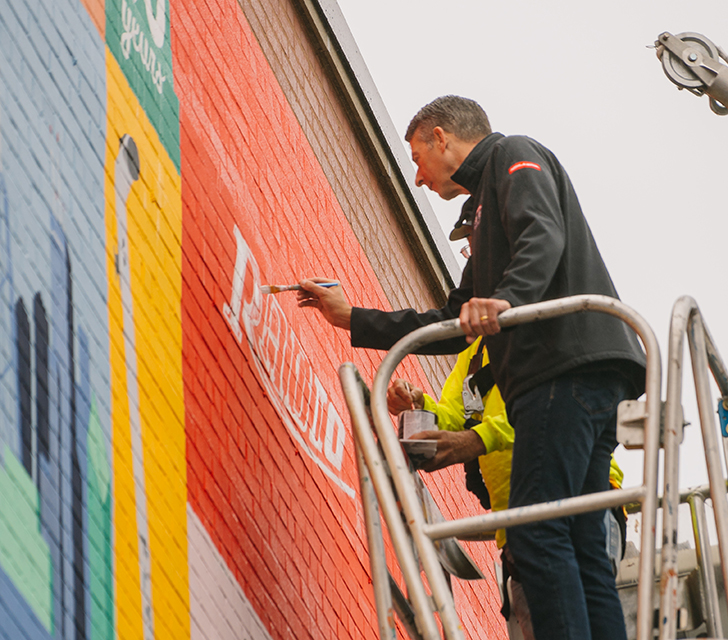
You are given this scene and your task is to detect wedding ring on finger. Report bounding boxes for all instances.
[479,315,489,322]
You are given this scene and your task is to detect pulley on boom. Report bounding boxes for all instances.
[656,31,728,115]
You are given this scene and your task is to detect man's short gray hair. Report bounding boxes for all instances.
[405,96,492,145]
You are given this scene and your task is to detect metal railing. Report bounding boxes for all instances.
[340,294,663,640]
[340,293,728,639]
[658,296,728,639]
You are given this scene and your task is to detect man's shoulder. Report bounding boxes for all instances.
[471,134,558,188]
[488,135,559,177]
[493,134,549,156]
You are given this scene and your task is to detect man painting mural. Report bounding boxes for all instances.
[298,95,645,640]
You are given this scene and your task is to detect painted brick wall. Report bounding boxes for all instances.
[0,0,508,638]
[238,0,458,391]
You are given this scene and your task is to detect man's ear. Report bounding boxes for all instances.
[432,126,448,151]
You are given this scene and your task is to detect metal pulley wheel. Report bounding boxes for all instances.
[656,31,728,115]
[660,32,719,89]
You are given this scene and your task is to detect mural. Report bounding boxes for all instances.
[1,0,502,638]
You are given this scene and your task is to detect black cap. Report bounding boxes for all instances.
[449,197,475,241]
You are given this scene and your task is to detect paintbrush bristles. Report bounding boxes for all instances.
[260,284,300,294]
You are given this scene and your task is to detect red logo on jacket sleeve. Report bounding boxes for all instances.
[508,161,541,174]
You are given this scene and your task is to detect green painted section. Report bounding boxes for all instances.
[87,395,114,640]
[0,446,53,632]
[106,0,181,172]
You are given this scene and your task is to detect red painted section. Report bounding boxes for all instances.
[171,0,506,637]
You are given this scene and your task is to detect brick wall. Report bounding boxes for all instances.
[238,0,457,390]
[0,0,507,638]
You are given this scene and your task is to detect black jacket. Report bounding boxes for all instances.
[352,133,645,404]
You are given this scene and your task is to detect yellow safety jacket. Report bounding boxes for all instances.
[422,337,623,549]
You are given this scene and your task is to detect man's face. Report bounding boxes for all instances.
[410,128,467,201]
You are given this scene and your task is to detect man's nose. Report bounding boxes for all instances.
[415,168,425,187]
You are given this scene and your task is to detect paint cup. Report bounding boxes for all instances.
[398,409,438,440]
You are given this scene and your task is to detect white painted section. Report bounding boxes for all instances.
[222,224,355,498]
[188,505,273,640]
[143,0,166,48]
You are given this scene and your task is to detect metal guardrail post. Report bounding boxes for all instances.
[345,368,425,640]
[656,295,728,640]
[370,320,467,640]
[659,297,692,639]
[687,491,722,637]
[339,364,442,640]
[702,319,728,488]
[688,310,728,631]
[353,433,425,640]
[353,431,397,639]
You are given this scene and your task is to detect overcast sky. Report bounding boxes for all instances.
[335,0,728,524]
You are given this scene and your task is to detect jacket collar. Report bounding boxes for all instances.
[451,132,504,194]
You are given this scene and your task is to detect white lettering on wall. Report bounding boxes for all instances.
[143,0,167,49]
[324,406,345,470]
[120,0,168,94]
[223,225,353,498]
[308,377,327,452]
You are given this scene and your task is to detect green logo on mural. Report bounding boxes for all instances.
[106,0,180,171]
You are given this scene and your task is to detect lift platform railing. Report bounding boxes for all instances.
[659,296,728,639]
[687,488,722,637]
[340,294,662,640]
[343,366,421,639]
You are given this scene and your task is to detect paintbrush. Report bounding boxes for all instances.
[260,281,340,294]
[404,381,416,410]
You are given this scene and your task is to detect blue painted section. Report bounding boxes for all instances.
[0,566,53,640]
[0,0,110,638]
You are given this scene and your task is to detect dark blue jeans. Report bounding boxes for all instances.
[506,370,629,640]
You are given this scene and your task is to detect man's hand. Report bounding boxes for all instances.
[408,429,486,472]
[296,278,352,330]
[459,297,511,342]
[387,378,424,415]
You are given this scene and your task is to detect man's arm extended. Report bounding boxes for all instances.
[297,262,475,354]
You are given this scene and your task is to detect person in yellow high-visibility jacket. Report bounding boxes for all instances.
[389,336,513,545]
[387,336,625,548]
[388,335,626,639]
